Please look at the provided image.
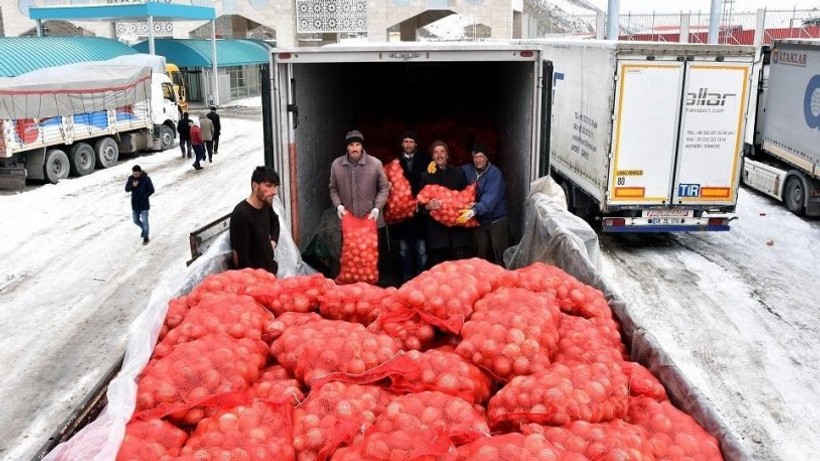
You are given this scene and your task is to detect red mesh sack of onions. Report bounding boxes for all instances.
[319,283,397,325]
[384,159,418,225]
[627,397,722,461]
[270,318,404,388]
[621,361,667,402]
[552,314,627,366]
[487,361,629,429]
[388,349,492,405]
[416,183,479,227]
[159,296,191,341]
[370,391,490,445]
[292,381,392,461]
[246,273,333,316]
[455,288,561,381]
[513,263,612,319]
[134,334,268,423]
[368,298,436,351]
[116,419,188,461]
[337,214,379,284]
[249,365,306,406]
[394,258,508,333]
[454,432,564,461]
[178,397,295,461]
[153,293,274,358]
[522,420,655,461]
[188,268,278,307]
[331,428,457,461]
[267,312,323,343]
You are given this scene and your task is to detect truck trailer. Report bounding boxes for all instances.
[526,40,756,232]
[742,39,820,216]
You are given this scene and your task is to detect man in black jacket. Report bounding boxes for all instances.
[230,166,281,274]
[206,106,221,155]
[176,112,191,158]
[125,165,155,245]
[391,130,430,280]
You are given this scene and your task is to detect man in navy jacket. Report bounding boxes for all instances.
[125,165,155,245]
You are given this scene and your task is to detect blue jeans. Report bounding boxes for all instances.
[132,210,149,239]
[398,235,427,279]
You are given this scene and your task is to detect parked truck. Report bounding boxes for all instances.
[742,39,820,216]
[0,59,179,187]
[527,40,756,232]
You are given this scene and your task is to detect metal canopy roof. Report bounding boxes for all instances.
[0,37,138,77]
[132,39,270,68]
[28,2,215,22]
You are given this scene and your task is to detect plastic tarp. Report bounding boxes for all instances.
[505,175,749,461]
[0,63,151,121]
[43,196,313,461]
[103,54,167,74]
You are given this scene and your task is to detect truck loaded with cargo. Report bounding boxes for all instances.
[742,39,820,216]
[38,42,750,461]
[525,40,756,232]
[0,55,180,187]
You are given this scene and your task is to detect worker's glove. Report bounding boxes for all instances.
[427,161,437,174]
[368,207,380,221]
[337,205,347,219]
[456,208,476,224]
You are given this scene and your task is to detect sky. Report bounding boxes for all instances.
[581,0,819,14]
[1,97,819,460]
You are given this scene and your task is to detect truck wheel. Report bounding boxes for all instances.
[784,176,806,216]
[94,137,119,169]
[159,125,174,151]
[69,142,96,176]
[44,148,70,184]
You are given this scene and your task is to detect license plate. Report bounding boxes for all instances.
[642,209,694,218]
[648,218,686,224]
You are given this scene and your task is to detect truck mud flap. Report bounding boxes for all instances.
[0,166,27,190]
[187,213,232,266]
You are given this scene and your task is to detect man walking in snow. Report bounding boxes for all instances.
[206,106,222,155]
[125,164,155,245]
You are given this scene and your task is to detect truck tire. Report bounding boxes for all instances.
[69,142,96,176]
[159,125,174,151]
[784,176,806,216]
[94,137,119,169]
[44,148,70,184]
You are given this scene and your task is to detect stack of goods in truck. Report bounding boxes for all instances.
[105,258,723,461]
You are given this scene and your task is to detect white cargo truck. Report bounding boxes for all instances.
[0,60,179,186]
[527,40,756,232]
[742,39,820,216]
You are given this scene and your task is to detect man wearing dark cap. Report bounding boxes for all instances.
[458,143,510,266]
[392,130,430,280]
[206,106,221,155]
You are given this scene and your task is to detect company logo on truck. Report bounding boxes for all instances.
[805,75,820,129]
[772,49,807,67]
[685,88,736,107]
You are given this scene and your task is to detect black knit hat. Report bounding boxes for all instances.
[471,143,489,157]
[400,130,418,143]
[345,129,364,145]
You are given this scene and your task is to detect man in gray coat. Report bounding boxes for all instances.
[329,129,390,228]
[199,112,215,163]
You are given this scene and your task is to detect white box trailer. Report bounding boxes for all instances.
[527,40,755,232]
[742,39,820,216]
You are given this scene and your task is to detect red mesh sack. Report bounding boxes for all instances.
[523,420,654,461]
[134,334,268,423]
[370,391,490,445]
[249,365,306,406]
[456,288,561,381]
[188,268,278,306]
[179,397,294,461]
[552,314,627,366]
[116,419,188,461]
[337,214,379,284]
[622,362,667,402]
[513,263,612,319]
[389,349,492,405]
[487,361,629,429]
[416,183,479,227]
[320,283,397,325]
[384,159,418,225]
[153,293,274,358]
[455,432,565,461]
[628,397,722,461]
[394,258,508,333]
[269,318,403,388]
[331,428,457,461]
[368,300,436,351]
[159,296,191,341]
[246,274,334,316]
[267,312,324,342]
[293,381,392,461]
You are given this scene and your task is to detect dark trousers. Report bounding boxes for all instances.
[473,217,510,267]
[193,144,206,165]
[213,134,220,154]
[179,137,192,157]
[204,140,214,161]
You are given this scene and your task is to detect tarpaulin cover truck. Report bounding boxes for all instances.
[526,39,755,232]
[0,57,180,187]
[742,39,820,216]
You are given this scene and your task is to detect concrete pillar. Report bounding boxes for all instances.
[606,0,619,40]
[596,12,605,39]
[679,13,690,43]
[400,19,417,42]
[754,8,766,47]
[148,16,155,54]
[708,0,721,44]
[211,19,219,105]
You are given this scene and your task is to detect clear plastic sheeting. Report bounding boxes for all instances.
[504,175,749,461]
[43,200,313,461]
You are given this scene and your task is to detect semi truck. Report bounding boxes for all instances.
[742,39,820,216]
[0,59,180,187]
[526,40,756,232]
